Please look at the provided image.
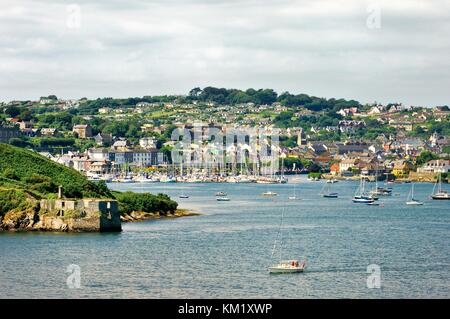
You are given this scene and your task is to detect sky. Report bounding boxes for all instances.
[0,0,449,106]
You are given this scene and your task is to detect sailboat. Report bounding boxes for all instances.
[269,210,306,274]
[288,183,299,200]
[262,191,278,197]
[406,183,423,205]
[353,176,375,204]
[179,189,189,199]
[369,171,392,197]
[320,179,338,198]
[262,183,277,197]
[431,173,450,200]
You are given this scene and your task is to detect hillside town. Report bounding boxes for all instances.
[1,89,449,183]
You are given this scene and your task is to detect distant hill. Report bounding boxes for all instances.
[0,143,112,199]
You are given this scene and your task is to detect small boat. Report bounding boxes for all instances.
[215,191,227,196]
[431,174,450,200]
[320,180,338,198]
[406,183,423,205]
[353,197,375,204]
[216,197,230,201]
[269,260,306,274]
[119,176,135,183]
[262,191,278,197]
[327,179,338,184]
[269,210,307,274]
[179,194,189,199]
[406,200,423,206]
[353,176,374,203]
[289,184,299,200]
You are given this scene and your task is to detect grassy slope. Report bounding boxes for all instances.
[0,144,178,218]
[0,143,111,199]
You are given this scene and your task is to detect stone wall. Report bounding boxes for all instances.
[36,198,122,232]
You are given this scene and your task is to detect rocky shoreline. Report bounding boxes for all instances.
[0,208,200,232]
[120,209,201,223]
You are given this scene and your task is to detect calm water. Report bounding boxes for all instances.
[1,177,449,298]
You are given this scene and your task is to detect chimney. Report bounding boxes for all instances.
[58,185,63,199]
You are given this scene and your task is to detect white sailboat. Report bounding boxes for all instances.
[353,176,375,204]
[431,173,449,200]
[269,210,306,274]
[288,183,299,200]
[406,183,423,205]
[320,179,338,198]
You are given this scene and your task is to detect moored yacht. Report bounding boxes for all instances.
[269,260,306,274]
[406,183,423,205]
[353,176,375,204]
[262,191,277,197]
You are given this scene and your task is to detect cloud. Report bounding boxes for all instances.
[0,0,449,106]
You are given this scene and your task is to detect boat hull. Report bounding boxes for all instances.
[431,196,450,200]
[269,267,304,274]
[352,198,374,204]
[406,201,423,205]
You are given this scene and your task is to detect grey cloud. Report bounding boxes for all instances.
[0,0,449,106]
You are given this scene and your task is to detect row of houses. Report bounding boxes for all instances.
[45,147,164,175]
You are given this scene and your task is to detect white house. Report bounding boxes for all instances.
[417,160,450,173]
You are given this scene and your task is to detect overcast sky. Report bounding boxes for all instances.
[1,0,449,106]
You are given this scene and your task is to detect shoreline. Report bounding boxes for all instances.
[121,208,201,223]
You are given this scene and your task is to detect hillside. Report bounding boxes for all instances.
[0,143,179,223]
[0,143,112,199]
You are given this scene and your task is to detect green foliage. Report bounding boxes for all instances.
[114,191,178,216]
[37,112,74,130]
[35,137,75,148]
[282,157,303,170]
[2,168,20,180]
[0,143,112,198]
[416,151,439,166]
[0,189,28,217]
[307,172,322,179]
[8,137,32,148]
[5,106,21,118]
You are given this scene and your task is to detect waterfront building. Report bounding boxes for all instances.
[417,159,450,173]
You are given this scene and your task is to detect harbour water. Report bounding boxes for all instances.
[1,177,449,298]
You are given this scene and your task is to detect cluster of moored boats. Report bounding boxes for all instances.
[177,174,448,206]
[88,173,288,184]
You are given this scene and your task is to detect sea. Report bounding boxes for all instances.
[0,176,449,298]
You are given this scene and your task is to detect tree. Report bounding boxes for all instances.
[18,109,32,121]
[189,87,202,97]
[416,151,439,166]
[5,106,21,118]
